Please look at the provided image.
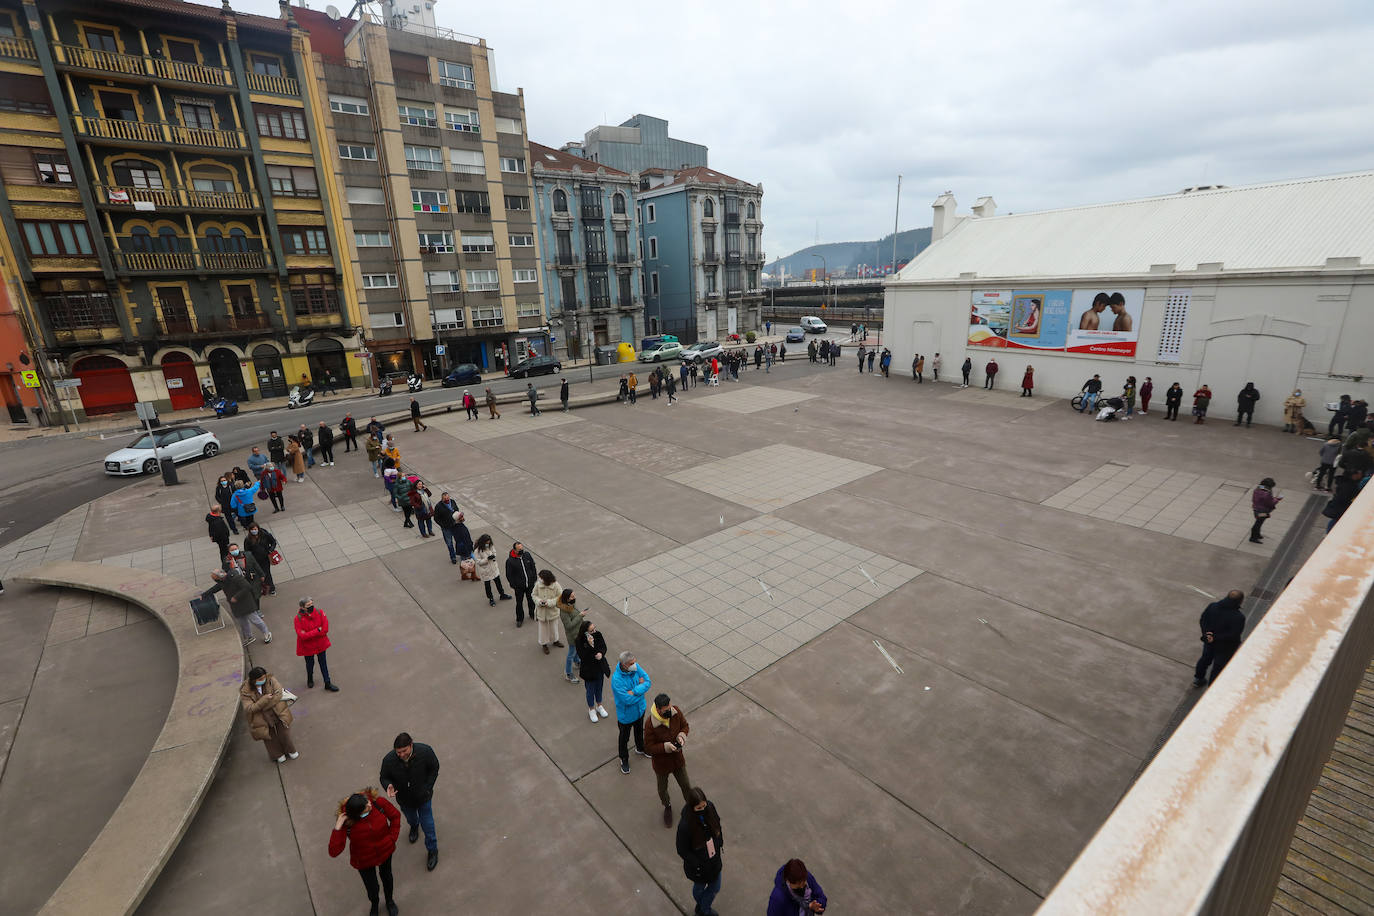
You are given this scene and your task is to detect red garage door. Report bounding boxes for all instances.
[74,355,137,416]
[161,352,201,410]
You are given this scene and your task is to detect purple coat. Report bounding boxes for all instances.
[767,866,828,916]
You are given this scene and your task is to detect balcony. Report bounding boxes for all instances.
[585,250,608,267]
[613,252,638,267]
[95,184,262,211]
[114,249,272,274]
[724,212,740,226]
[725,251,742,265]
[76,118,246,151]
[245,71,300,96]
[589,296,613,310]
[580,206,604,220]
[0,36,36,61]
[54,44,232,89]
[160,313,272,336]
[201,250,270,271]
[166,124,246,150]
[555,253,579,267]
[747,251,765,264]
[701,251,721,264]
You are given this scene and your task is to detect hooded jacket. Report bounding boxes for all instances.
[1199,596,1245,649]
[505,549,537,591]
[767,866,828,916]
[675,801,724,883]
[328,791,401,870]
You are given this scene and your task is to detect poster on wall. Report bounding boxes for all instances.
[969,290,1072,350]
[1067,289,1144,357]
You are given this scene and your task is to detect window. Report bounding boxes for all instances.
[588,271,610,306]
[189,166,234,193]
[0,95,52,115]
[404,145,442,171]
[1157,290,1191,363]
[461,233,494,253]
[748,269,758,289]
[250,54,282,77]
[614,231,629,260]
[426,270,461,292]
[703,231,717,259]
[517,302,542,318]
[256,107,307,140]
[362,273,398,288]
[354,230,392,247]
[466,269,498,291]
[111,158,164,189]
[84,27,119,53]
[503,195,528,211]
[0,75,53,114]
[98,90,139,121]
[555,230,572,261]
[418,231,454,253]
[178,101,215,130]
[437,60,474,89]
[703,197,714,218]
[618,272,632,306]
[648,237,658,259]
[35,152,72,185]
[513,269,537,284]
[646,203,655,222]
[747,233,757,257]
[280,227,329,255]
[345,186,384,206]
[432,308,464,329]
[726,266,742,293]
[0,16,14,38]
[445,109,478,132]
[553,189,568,213]
[509,234,533,247]
[494,117,521,134]
[398,103,436,127]
[20,220,93,257]
[747,201,756,219]
[455,191,489,213]
[329,95,369,116]
[650,272,659,295]
[471,305,502,327]
[449,148,484,175]
[369,311,404,328]
[338,143,377,161]
[266,165,318,197]
[499,156,525,174]
[613,192,626,214]
[165,39,199,64]
[411,189,449,213]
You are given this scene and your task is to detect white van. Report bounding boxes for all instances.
[799,316,827,333]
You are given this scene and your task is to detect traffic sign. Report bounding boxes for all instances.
[19,370,40,388]
[355,351,371,359]
[54,378,82,389]
[434,345,446,355]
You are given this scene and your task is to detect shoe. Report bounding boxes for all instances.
[427,850,438,871]
[263,631,272,643]
[269,587,277,596]
[370,904,379,916]
[597,705,609,719]
[500,594,512,601]
[489,599,496,607]
[276,755,287,763]
[590,708,599,723]
[307,675,315,688]
[451,557,457,565]
[1193,678,1206,688]
[620,762,631,775]
[634,748,651,758]
[516,619,524,627]
[242,637,256,647]
[553,640,565,648]
[288,751,299,759]
[409,823,419,844]
[663,806,673,828]
[567,673,580,683]
[386,903,398,916]
[324,683,340,692]
[542,644,549,654]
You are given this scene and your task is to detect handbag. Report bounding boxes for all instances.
[269,549,283,565]
[281,688,298,706]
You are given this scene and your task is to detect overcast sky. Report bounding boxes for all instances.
[248,0,1374,262]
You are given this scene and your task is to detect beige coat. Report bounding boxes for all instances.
[1283,393,1306,425]
[287,440,305,475]
[532,580,561,622]
[240,674,293,741]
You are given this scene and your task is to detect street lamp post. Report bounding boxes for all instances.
[811,253,829,329]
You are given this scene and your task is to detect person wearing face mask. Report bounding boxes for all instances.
[575,619,610,722]
[222,542,265,594]
[646,693,693,827]
[532,569,563,654]
[330,788,402,916]
[1283,388,1306,434]
[204,568,269,647]
[676,786,724,916]
[612,651,652,774]
[239,666,297,763]
[379,732,441,872]
[557,588,584,683]
[505,542,538,627]
[206,505,232,559]
[768,858,828,916]
[214,476,239,534]
[259,461,287,513]
[294,598,339,691]
[473,534,511,605]
[244,524,278,597]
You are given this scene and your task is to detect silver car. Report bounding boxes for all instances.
[680,341,724,363]
[104,426,221,475]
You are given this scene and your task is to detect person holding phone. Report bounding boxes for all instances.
[676,787,724,916]
[768,858,828,915]
[329,789,402,915]
[1250,477,1282,543]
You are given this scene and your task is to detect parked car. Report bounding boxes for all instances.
[640,334,680,352]
[104,426,220,476]
[785,327,806,343]
[640,340,685,362]
[441,363,483,387]
[508,355,562,378]
[680,341,723,363]
[799,316,828,333]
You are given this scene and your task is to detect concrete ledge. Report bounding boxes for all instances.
[15,562,243,916]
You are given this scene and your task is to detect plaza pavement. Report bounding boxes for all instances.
[0,358,1327,914]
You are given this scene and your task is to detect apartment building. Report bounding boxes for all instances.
[529,142,642,361]
[0,0,362,419]
[577,113,707,175]
[637,167,765,341]
[298,4,541,378]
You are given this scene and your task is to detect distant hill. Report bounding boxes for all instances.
[766,227,932,280]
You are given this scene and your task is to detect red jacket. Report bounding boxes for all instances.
[259,468,286,493]
[329,795,401,869]
[294,608,332,656]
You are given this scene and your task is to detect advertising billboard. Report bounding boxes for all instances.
[1067,289,1144,357]
[968,290,1011,347]
[968,289,1072,350]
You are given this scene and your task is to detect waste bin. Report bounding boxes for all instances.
[161,457,179,486]
[595,345,617,366]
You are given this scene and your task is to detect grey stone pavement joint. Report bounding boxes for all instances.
[0,503,88,576]
[584,516,922,686]
[668,443,882,512]
[685,385,816,414]
[1041,462,1291,555]
[426,407,583,443]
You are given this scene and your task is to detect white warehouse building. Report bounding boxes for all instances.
[883,171,1374,426]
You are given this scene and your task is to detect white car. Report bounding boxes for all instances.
[680,341,724,363]
[799,316,827,333]
[104,425,221,476]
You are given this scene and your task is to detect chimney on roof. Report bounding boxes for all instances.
[971,196,996,218]
[931,192,958,241]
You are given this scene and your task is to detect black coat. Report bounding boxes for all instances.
[267,437,286,462]
[411,400,422,418]
[214,480,236,512]
[203,569,258,617]
[1349,404,1369,427]
[505,550,537,590]
[433,498,459,530]
[1165,386,1184,406]
[560,381,569,402]
[341,416,357,435]
[317,425,334,446]
[1199,597,1245,649]
[298,428,313,449]
[244,528,277,568]
[379,742,440,808]
[676,801,724,882]
[206,513,231,543]
[1237,387,1260,409]
[452,522,473,558]
[575,629,610,681]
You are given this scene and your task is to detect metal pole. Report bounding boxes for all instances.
[141,407,169,486]
[892,174,902,275]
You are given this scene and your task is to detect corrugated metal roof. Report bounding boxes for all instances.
[896,171,1374,282]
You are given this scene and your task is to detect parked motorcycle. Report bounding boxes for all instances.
[287,385,315,409]
[377,377,393,397]
[213,397,239,418]
[407,373,423,392]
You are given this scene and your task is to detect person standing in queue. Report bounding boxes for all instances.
[676,787,724,916]
[294,597,339,691]
[505,541,538,627]
[329,789,402,916]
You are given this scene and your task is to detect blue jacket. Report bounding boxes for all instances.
[611,663,651,724]
[246,453,268,476]
[229,481,262,520]
[767,866,827,916]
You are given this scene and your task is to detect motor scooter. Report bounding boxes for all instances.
[287,385,315,409]
[407,373,423,393]
[213,397,239,418]
[377,376,393,396]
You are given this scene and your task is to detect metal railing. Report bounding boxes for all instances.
[96,184,260,210]
[54,44,231,87]
[76,118,245,149]
[201,250,269,271]
[580,206,604,220]
[114,249,271,273]
[245,71,300,96]
[148,56,232,87]
[1036,488,1374,915]
[160,314,271,335]
[0,36,36,60]
[166,124,245,149]
[585,250,608,266]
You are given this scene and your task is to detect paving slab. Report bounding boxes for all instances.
[74,475,206,561]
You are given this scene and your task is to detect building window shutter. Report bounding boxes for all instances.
[1156,290,1190,363]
